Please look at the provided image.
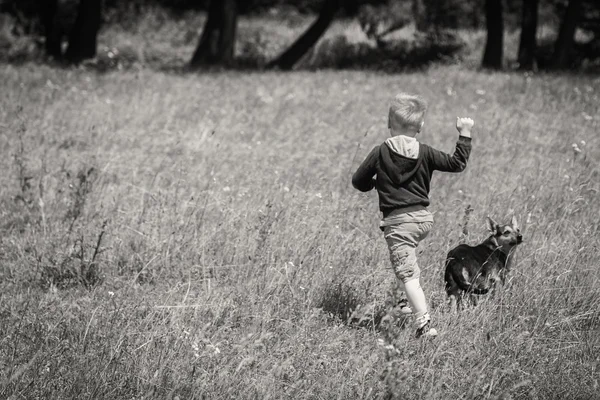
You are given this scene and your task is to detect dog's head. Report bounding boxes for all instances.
[487,216,523,253]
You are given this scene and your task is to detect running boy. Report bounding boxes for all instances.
[352,93,473,338]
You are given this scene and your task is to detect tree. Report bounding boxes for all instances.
[552,0,583,69]
[517,0,538,70]
[482,0,504,69]
[41,0,102,64]
[65,0,102,63]
[42,0,62,60]
[267,0,341,70]
[190,0,239,67]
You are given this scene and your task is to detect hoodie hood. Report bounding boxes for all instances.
[379,135,422,186]
[385,135,420,159]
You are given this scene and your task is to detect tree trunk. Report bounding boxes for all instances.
[482,0,504,69]
[42,0,63,59]
[412,0,427,32]
[518,0,538,70]
[218,0,237,64]
[552,0,583,69]
[65,0,102,64]
[190,0,238,67]
[267,0,340,70]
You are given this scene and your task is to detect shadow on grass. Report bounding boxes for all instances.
[0,29,467,75]
[3,28,600,75]
[316,280,411,332]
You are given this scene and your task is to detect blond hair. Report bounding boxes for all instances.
[388,93,427,134]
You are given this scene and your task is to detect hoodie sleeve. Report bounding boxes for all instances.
[352,146,379,192]
[426,136,472,173]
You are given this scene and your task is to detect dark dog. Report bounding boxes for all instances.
[445,216,523,311]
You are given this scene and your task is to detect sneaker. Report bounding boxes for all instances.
[415,322,438,338]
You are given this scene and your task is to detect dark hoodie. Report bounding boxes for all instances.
[352,135,472,217]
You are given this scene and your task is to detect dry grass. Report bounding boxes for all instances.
[0,62,599,399]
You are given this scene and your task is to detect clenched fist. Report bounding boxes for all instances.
[456,117,474,138]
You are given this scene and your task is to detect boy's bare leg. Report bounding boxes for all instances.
[403,278,429,323]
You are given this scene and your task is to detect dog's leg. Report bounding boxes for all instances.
[448,294,458,313]
[489,281,498,300]
[445,267,462,313]
[456,293,464,312]
[469,293,478,307]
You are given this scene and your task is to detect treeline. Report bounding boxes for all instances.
[1,0,599,71]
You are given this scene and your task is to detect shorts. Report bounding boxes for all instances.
[383,221,433,283]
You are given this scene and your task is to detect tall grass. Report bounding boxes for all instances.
[0,63,598,399]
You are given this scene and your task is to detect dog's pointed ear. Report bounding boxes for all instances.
[511,215,519,230]
[487,216,499,233]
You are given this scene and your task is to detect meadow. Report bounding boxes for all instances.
[1,24,599,398]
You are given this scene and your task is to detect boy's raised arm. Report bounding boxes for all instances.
[427,117,473,173]
[352,146,379,192]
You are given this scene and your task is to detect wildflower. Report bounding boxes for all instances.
[580,140,586,146]
[476,89,486,95]
[458,189,463,195]
[315,193,322,199]
[108,291,114,297]
[283,186,290,192]
[223,186,231,192]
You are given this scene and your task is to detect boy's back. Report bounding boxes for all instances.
[352,133,471,221]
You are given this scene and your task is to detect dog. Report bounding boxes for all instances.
[444,216,523,311]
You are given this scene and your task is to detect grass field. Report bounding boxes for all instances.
[0,61,599,399]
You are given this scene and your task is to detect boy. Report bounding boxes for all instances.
[352,93,473,338]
